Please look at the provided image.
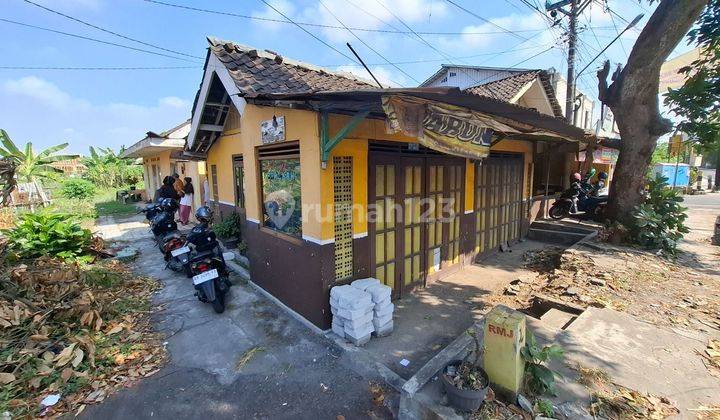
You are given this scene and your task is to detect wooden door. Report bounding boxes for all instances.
[442,160,464,272]
[475,154,524,255]
[400,158,425,291]
[369,157,399,296]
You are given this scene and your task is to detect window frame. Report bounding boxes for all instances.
[256,141,302,239]
[232,155,246,209]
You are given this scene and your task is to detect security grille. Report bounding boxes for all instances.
[333,156,353,281]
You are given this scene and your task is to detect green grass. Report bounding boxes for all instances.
[45,187,139,220]
[94,200,138,217]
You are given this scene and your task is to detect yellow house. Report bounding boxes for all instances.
[122,120,207,210]
[185,38,587,329]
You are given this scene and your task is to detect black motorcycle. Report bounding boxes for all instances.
[147,199,182,254]
[549,188,608,221]
[185,206,231,313]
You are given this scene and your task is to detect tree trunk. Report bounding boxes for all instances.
[598,0,708,224]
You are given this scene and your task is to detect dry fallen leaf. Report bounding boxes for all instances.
[55,343,77,367]
[72,348,84,368]
[107,325,123,335]
[0,372,16,384]
[61,368,74,382]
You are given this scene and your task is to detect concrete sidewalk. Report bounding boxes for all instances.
[81,224,394,419]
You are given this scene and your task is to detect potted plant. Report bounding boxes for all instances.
[213,213,242,249]
[440,329,490,412]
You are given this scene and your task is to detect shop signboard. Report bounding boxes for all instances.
[577,146,619,164]
[382,95,492,160]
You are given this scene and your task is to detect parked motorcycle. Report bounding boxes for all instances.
[185,206,231,313]
[549,188,608,221]
[144,198,182,254]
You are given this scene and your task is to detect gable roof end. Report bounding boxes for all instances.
[464,70,564,118]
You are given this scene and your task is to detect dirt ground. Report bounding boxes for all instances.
[477,194,720,339]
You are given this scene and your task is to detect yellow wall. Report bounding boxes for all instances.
[206,105,324,239]
[208,106,536,243]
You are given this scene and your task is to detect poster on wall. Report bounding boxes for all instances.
[261,116,285,144]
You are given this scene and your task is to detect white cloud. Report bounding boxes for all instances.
[251,0,297,31]
[336,65,405,87]
[3,76,82,109]
[1,76,190,154]
[252,0,447,45]
[453,13,555,51]
[159,96,189,108]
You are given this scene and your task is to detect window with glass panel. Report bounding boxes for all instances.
[258,142,302,237]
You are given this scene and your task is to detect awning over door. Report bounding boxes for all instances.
[383,95,499,160]
[245,87,590,163]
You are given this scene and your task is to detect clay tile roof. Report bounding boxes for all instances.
[464,70,564,118]
[464,70,541,102]
[207,37,376,96]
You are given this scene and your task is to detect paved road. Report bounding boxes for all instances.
[679,192,719,276]
[81,220,393,420]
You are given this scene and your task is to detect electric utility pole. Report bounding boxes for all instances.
[565,0,577,123]
[546,0,594,124]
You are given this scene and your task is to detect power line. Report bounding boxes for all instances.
[370,0,493,91]
[316,0,416,86]
[607,7,629,57]
[258,0,359,65]
[595,0,641,33]
[469,45,557,88]
[444,0,529,41]
[22,0,202,59]
[0,18,200,63]
[322,42,553,67]
[142,0,563,36]
[0,65,200,70]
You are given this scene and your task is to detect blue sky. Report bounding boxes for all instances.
[0,0,689,154]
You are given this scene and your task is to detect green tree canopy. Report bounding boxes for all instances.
[664,0,720,144]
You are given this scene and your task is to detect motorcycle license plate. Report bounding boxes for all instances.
[193,269,218,285]
[171,246,190,257]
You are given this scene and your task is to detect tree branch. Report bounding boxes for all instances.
[597,60,611,106]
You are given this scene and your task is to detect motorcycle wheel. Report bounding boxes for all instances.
[549,205,568,220]
[211,292,225,313]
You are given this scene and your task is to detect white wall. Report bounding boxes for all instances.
[424,67,527,90]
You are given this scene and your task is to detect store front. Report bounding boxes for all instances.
[184,38,589,330]
[368,143,466,298]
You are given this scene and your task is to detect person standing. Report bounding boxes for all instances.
[157,176,180,201]
[203,178,210,206]
[172,173,185,198]
[179,177,194,225]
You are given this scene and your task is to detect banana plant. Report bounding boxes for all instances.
[0,129,78,183]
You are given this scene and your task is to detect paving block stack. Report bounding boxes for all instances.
[351,278,394,337]
[329,285,374,346]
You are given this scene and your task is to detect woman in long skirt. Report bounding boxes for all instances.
[179,177,194,225]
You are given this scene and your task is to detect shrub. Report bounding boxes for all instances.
[214,212,243,239]
[60,178,96,199]
[2,212,93,260]
[631,174,689,255]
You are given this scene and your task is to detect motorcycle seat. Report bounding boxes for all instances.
[190,249,217,262]
[161,232,182,241]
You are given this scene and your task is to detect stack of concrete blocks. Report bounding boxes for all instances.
[350,278,394,337]
[330,285,374,346]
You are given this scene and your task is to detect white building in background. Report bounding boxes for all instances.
[420,65,595,131]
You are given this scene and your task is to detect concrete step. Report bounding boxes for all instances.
[530,220,596,235]
[527,227,588,245]
[540,308,577,331]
